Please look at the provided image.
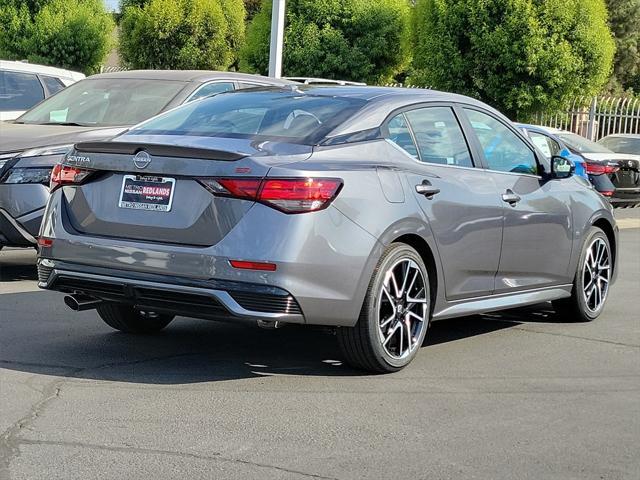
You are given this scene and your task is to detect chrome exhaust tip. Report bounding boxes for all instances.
[64,294,102,312]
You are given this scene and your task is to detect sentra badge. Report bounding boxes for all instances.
[67,154,91,164]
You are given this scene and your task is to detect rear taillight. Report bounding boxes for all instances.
[586,162,619,175]
[49,164,94,192]
[199,177,343,213]
[600,190,615,197]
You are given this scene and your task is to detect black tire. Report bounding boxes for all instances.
[97,303,174,333]
[337,243,432,373]
[552,226,612,322]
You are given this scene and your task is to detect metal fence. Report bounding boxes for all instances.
[531,97,640,141]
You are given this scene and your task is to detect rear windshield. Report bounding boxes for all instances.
[598,136,640,155]
[16,78,186,127]
[128,90,367,144]
[557,132,612,154]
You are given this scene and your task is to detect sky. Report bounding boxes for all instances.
[104,0,119,12]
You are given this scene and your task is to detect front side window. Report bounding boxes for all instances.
[528,131,561,159]
[404,107,473,167]
[130,91,366,144]
[465,109,538,175]
[187,82,234,102]
[0,71,44,111]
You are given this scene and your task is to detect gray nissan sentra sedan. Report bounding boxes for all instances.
[37,86,618,372]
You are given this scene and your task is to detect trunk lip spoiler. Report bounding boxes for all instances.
[73,141,248,162]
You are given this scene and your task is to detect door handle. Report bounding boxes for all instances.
[415,181,440,198]
[501,189,521,205]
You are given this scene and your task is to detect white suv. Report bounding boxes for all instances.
[0,60,84,121]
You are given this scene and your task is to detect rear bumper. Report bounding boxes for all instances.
[0,183,49,247]
[38,259,305,324]
[610,187,640,206]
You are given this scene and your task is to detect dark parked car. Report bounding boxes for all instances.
[598,134,640,156]
[0,70,291,249]
[38,86,618,372]
[554,131,640,207]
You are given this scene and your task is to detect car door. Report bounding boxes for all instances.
[386,105,504,301]
[462,108,573,293]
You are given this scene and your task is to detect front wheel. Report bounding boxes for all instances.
[553,227,612,322]
[337,243,431,373]
[97,304,174,333]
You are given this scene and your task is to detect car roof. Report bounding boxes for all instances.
[0,60,85,81]
[85,70,294,85]
[516,123,568,135]
[600,133,640,139]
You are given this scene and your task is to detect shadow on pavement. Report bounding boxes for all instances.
[0,248,38,283]
[0,288,569,384]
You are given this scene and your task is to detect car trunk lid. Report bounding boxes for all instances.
[60,137,312,246]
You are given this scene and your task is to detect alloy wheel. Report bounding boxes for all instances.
[582,237,610,313]
[377,258,429,360]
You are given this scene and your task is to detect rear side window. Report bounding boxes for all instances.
[41,75,66,95]
[387,113,418,158]
[465,109,538,175]
[131,91,367,144]
[0,71,44,111]
[404,107,473,167]
[187,82,234,102]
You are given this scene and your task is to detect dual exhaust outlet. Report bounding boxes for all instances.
[63,294,286,329]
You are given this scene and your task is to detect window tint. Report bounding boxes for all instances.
[0,71,44,111]
[238,82,269,89]
[598,136,640,155]
[41,75,66,95]
[17,78,186,126]
[528,131,561,159]
[131,91,366,144]
[404,107,473,167]
[465,109,537,175]
[387,113,418,158]
[187,82,234,102]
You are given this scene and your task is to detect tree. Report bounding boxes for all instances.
[0,0,113,74]
[411,0,616,119]
[606,0,640,91]
[118,0,245,70]
[241,0,411,84]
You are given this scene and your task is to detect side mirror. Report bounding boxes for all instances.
[550,156,574,179]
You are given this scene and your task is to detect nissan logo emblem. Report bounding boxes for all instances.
[133,150,151,169]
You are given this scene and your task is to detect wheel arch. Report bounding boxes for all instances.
[592,217,617,276]
[392,233,438,307]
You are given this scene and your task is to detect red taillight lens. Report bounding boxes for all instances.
[600,190,615,197]
[259,178,342,213]
[585,162,619,175]
[50,163,93,191]
[198,177,343,213]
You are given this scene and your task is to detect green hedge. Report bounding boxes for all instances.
[411,0,616,119]
[0,0,114,74]
[118,0,245,70]
[241,0,411,84]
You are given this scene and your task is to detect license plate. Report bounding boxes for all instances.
[118,175,176,212]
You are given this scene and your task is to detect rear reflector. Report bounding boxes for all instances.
[601,190,615,197]
[50,163,94,191]
[229,260,277,271]
[37,237,53,247]
[199,177,343,213]
[586,162,619,175]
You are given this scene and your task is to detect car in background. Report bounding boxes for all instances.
[598,134,640,156]
[37,86,617,372]
[517,123,588,179]
[0,70,292,250]
[0,60,84,121]
[554,130,640,207]
[285,77,367,86]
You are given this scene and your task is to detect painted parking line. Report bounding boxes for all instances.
[617,218,640,230]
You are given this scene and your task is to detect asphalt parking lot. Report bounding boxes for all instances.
[1,209,638,480]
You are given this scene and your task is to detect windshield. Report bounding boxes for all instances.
[129,90,367,144]
[16,78,186,127]
[598,136,640,155]
[556,132,613,154]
